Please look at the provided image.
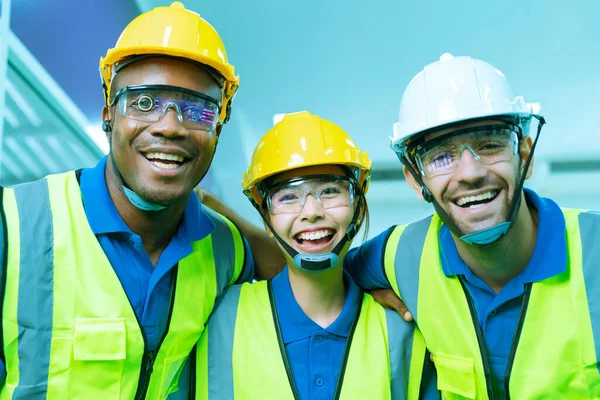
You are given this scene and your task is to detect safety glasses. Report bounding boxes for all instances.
[413,125,521,178]
[110,84,221,132]
[265,175,356,215]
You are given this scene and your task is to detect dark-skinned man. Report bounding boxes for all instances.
[0,2,281,398]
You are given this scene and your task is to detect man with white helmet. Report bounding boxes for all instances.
[344,54,600,398]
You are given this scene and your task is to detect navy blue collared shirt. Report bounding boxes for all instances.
[271,266,362,400]
[0,157,254,387]
[82,156,219,350]
[81,157,254,398]
[345,189,568,399]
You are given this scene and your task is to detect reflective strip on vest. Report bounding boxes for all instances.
[14,179,54,400]
[383,218,432,325]
[385,210,600,399]
[579,211,600,379]
[203,207,245,292]
[0,172,245,400]
[0,186,20,400]
[195,285,241,400]
[196,280,426,399]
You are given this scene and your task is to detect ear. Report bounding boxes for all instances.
[520,136,535,179]
[102,105,112,140]
[215,123,223,140]
[403,165,425,201]
[353,196,367,231]
[210,123,223,152]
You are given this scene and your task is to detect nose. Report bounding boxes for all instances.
[149,103,189,139]
[299,193,325,222]
[453,147,487,182]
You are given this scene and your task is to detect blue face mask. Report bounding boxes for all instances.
[460,221,511,245]
[122,186,167,211]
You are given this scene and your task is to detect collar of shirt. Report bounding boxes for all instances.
[79,156,215,244]
[271,265,363,344]
[439,188,567,285]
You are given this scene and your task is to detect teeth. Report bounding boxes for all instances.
[146,152,185,162]
[456,191,496,207]
[467,203,486,209]
[298,229,332,241]
[150,161,179,169]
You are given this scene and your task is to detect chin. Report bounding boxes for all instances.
[458,217,505,235]
[136,186,185,206]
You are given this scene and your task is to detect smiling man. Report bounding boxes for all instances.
[345,54,600,399]
[0,2,281,399]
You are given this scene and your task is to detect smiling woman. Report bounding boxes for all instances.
[194,111,439,400]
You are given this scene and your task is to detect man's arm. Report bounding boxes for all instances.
[344,229,394,290]
[196,188,285,280]
[235,237,255,283]
[346,228,413,321]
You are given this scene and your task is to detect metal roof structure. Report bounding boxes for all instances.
[0,0,104,187]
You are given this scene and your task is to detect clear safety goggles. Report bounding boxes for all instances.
[413,125,521,178]
[110,84,221,132]
[265,175,356,215]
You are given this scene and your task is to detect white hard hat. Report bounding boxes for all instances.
[391,53,533,152]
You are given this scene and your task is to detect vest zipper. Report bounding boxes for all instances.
[133,267,179,400]
[459,277,495,400]
[503,283,532,400]
[189,344,198,397]
[267,280,363,400]
[136,350,157,399]
[267,280,302,400]
[331,297,362,400]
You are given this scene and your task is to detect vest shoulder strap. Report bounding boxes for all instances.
[202,206,247,293]
[383,215,433,324]
[575,210,600,380]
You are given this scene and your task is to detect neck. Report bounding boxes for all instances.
[453,192,539,293]
[287,260,347,329]
[105,162,187,266]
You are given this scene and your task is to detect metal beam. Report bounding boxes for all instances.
[0,0,12,182]
[6,30,104,161]
[1,136,40,178]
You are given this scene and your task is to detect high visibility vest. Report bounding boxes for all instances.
[195,279,430,400]
[383,210,600,399]
[0,171,246,400]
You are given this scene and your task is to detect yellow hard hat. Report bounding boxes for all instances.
[242,111,372,207]
[99,1,239,123]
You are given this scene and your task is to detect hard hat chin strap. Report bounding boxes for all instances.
[400,115,545,246]
[106,132,167,212]
[251,195,365,273]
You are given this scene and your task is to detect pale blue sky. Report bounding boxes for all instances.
[165,0,600,164]
[10,0,600,223]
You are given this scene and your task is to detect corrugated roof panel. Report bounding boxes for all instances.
[0,30,104,186]
[4,136,44,178]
